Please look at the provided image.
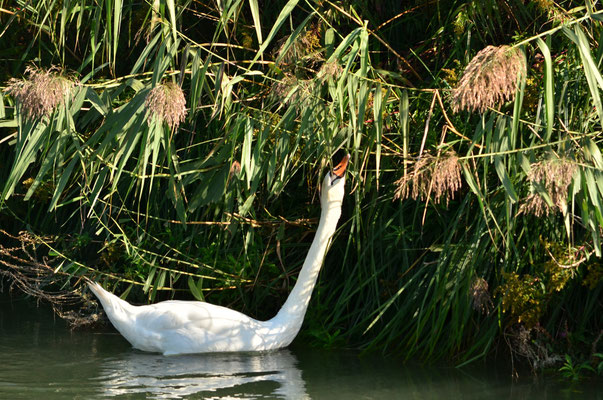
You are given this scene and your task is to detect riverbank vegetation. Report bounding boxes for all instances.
[0,0,601,375]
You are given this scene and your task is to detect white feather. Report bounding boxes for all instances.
[88,165,347,355]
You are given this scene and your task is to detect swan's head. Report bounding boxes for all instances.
[321,152,350,207]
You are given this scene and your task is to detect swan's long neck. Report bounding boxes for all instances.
[88,281,138,339]
[271,200,342,328]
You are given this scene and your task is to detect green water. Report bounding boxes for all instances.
[1,291,601,399]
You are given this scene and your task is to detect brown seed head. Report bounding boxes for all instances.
[271,74,314,107]
[394,151,462,204]
[5,66,75,120]
[451,45,526,113]
[145,81,187,130]
[272,74,298,100]
[432,152,462,203]
[534,0,570,24]
[276,23,322,66]
[522,158,577,215]
[318,61,343,83]
[520,193,551,217]
[471,277,493,315]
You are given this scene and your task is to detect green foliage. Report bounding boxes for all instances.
[0,0,602,367]
[559,354,595,381]
[497,272,544,328]
[583,263,603,289]
[597,353,603,375]
[496,241,580,328]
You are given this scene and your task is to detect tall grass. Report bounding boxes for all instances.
[0,0,601,365]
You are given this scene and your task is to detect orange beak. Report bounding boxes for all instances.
[332,153,350,179]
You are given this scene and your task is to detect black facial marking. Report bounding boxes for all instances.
[332,149,348,168]
[328,149,349,185]
[329,171,342,185]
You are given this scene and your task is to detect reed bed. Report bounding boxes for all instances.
[0,0,601,369]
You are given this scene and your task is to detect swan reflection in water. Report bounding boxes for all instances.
[96,349,308,399]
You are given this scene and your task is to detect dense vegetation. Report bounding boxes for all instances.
[0,0,601,373]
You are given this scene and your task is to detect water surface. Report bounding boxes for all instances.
[1,290,601,399]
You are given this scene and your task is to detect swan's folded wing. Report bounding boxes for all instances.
[132,300,264,354]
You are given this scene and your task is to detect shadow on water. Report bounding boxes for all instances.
[1,288,602,399]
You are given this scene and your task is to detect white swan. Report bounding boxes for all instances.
[88,153,349,355]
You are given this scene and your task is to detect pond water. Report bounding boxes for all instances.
[1,290,601,399]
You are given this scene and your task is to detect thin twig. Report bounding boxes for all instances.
[435,89,481,148]
[545,246,593,269]
[418,91,437,159]
[324,0,421,82]
[374,1,437,31]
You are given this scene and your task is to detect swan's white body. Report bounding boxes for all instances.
[88,159,347,355]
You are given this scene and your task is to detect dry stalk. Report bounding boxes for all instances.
[505,325,562,373]
[0,230,99,328]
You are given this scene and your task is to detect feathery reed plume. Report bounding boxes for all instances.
[520,158,577,216]
[145,81,187,129]
[394,151,462,204]
[271,74,314,107]
[451,45,526,113]
[272,73,298,100]
[394,154,430,201]
[433,153,463,201]
[521,193,550,217]
[5,66,75,120]
[276,23,322,66]
[318,61,343,83]
[528,158,576,209]
[534,0,570,24]
[471,277,493,315]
